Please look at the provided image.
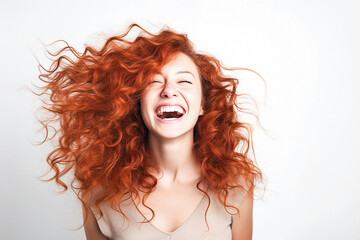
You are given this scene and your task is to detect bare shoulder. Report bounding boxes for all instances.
[82,203,109,240]
[82,186,109,240]
[231,189,253,240]
[231,176,254,240]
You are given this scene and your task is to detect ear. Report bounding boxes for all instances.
[199,105,204,116]
[199,97,205,116]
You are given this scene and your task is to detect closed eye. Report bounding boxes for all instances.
[179,80,192,84]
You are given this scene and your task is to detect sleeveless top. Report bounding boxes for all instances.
[89,187,247,240]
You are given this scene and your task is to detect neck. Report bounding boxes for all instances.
[148,130,201,186]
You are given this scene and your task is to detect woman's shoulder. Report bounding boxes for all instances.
[83,185,107,207]
[226,175,252,210]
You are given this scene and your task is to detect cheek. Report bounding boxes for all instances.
[140,97,149,119]
[186,92,202,111]
[195,88,203,104]
[140,91,157,120]
[140,91,152,109]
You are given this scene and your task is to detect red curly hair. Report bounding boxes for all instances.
[35,23,263,228]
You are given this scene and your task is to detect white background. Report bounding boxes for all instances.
[1,0,359,239]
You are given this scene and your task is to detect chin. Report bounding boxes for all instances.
[153,129,194,140]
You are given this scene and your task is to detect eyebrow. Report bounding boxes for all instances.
[176,71,196,79]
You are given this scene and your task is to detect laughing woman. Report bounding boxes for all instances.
[36,24,263,240]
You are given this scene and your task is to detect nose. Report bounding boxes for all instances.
[160,81,178,98]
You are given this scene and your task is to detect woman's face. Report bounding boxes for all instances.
[140,52,204,140]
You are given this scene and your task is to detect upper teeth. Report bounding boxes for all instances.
[157,106,185,116]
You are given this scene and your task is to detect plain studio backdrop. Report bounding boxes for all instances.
[1,0,359,239]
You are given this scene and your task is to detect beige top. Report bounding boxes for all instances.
[90,188,246,240]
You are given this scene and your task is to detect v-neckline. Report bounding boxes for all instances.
[133,193,207,235]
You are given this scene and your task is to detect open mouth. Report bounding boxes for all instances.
[156,105,185,120]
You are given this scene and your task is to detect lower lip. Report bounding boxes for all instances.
[155,113,185,123]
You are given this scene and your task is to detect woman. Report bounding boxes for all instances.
[36,24,263,240]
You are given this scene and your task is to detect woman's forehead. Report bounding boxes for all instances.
[157,53,200,78]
